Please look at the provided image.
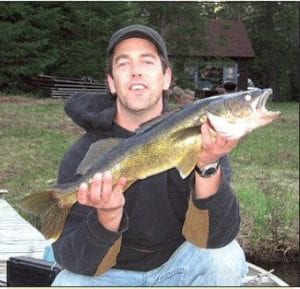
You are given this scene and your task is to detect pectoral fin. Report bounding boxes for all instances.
[176,155,198,178]
[76,138,122,175]
[175,133,202,178]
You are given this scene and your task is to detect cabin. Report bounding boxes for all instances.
[163,19,255,95]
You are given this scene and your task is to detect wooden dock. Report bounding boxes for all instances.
[0,199,49,284]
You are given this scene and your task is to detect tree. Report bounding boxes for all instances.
[0,2,138,92]
[245,2,299,100]
[0,2,64,90]
[1,2,298,99]
[215,2,299,100]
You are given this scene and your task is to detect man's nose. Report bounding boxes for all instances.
[131,62,142,77]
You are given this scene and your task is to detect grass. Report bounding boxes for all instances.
[0,96,82,205]
[0,94,298,263]
[230,101,299,262]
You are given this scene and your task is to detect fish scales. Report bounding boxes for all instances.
[74,100,207,185]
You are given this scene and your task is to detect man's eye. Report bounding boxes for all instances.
[144,60,154,65]
[117,62,128,67]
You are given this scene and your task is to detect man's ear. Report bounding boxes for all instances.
[107,74,116,94]
[163,67,172,90]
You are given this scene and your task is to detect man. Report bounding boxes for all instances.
[52,24,248,286]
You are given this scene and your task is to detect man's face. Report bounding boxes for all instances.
[107,38,171,117]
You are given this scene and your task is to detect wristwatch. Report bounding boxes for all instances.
[195,160,220,178]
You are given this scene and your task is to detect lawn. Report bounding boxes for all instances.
[230,101,299,262]
[0,94,298,263]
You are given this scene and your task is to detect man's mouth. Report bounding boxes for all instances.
[129,84,147,91]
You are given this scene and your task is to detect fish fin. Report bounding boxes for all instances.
[19,190,72,240]
[176,154,198,179]
[174,130,202,179]
[76,138,122,175]
[135,110,179,134]
[41,202,70,241]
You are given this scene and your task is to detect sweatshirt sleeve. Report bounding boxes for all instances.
[52,204,128,275]
[52,133,128,275]
[182,156,240,249]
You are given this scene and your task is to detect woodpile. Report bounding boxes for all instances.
[28,74,108,98]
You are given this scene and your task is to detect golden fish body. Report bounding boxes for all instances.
[20,88,280,240]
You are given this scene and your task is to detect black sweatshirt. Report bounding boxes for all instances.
[52,92,240,276]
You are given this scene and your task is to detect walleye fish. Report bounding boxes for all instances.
[20,88,280,240]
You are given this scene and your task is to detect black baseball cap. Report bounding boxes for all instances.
[107,24,169,65]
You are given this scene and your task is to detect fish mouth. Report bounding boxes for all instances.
[258,89,270,109]
[252,88,281,119]
[207,88,281,140]
[253,88,271,110]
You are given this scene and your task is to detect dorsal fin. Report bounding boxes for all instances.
[76,138,122,175]
[135,110,180,134]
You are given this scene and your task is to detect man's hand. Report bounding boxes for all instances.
[197,122,239,167]
[194,122,239,199]
[77,171,127,232]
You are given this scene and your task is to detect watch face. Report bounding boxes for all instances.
[195,160,220,178]
[204,167,217,177]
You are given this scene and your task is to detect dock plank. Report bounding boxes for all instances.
[0,199,49,284]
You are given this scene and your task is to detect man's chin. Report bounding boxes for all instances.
[129,106,148,113]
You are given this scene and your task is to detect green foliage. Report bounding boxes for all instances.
[0,2,138,91]
[1,2,299,99]
[245,2,299,100]
[1,3,63,90]
[0,98,78,204]
[214,2,299,99]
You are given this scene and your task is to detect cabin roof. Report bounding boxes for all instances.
[166,19,255,58]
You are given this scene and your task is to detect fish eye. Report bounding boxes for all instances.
[245,94,252,102]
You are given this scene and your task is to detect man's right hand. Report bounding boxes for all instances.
[77,171,127,232]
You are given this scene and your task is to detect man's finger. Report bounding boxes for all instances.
[201,122,215,148]
[113,177,127,196]
[90,173,103,203]
[77,182,89,205]
[101,171,113,203]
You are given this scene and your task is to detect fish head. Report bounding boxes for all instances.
[206,88,281,139]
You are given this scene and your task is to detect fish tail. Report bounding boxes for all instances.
[19,190,72,240]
